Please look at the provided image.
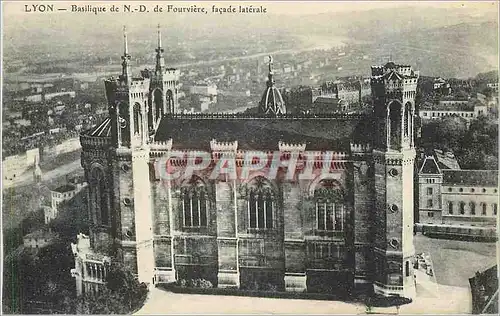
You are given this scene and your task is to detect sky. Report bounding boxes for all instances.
[3,0,498,17]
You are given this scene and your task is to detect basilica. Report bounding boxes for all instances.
[72,26,419,299]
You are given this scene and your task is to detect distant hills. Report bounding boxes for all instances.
[3,4,498,79]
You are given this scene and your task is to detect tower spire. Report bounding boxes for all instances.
[124,25,129,56]
[157,23,162,49]
[121,26,131,83]
[155,24,165,73]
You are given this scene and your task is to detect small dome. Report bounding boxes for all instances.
[260,85,285,115]
[385,61,397,69]
[258,55,286,115]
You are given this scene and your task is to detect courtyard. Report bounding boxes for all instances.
[135,234,496,314]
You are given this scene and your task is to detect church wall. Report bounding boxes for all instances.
[352,159,374,283]
[215,180,236,237]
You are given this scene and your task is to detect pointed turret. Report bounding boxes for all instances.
[155,24,165,73]
[120,26,131,84]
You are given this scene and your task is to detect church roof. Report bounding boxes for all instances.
[386,70,403,81]
[154,114,371,151]
[53,184,77,193]
[419,156,441,174]
[84,117,112,137]
[442,169,498,187]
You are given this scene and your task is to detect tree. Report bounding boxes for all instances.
[67,262,149,314]
[48,188,89,242]
[419,116,467,152]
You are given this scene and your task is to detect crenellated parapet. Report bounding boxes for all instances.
[80,134,111,149]
[150,139,173,151]
[278,141,306,152]
[350,143,372,154]
[210,139,238,152]
[166,112,366,120]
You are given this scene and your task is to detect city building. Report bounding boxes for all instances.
[71,233,111,296]
[315,79,370,109]
[417,156,498,229]
[189,83,218,112]
[23,229,58,249]
[72,27,420,299]
[45,178,87,224]
[486,82,498,92]
[418,99,487,121]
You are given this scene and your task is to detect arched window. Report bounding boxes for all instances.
[459,202,465,215]
[404,102,411,137]
[448,202,453,214]
[481,203,487,215]
[469,202,475,215]
[314,179,345,232]
[153,89,163,120]
[247,177,274,229]
[389,102,402,149]
[91,168,109,226]
[166,90,174,114]
[133,103,142,135]
[147,101,154,129]
[181,177,208,227]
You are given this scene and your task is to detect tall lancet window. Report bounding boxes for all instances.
[404,102,412,137]
[389,101,402,150]
[153,89,163,120]
[314,179,345,232]
[247,177,274,229]
[133,103,142,135]
[91,167,109,226]
[166,90,174,114]
[181,177,208,228]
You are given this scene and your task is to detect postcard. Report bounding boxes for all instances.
[2,1,499,314]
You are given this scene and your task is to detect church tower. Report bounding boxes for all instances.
[370,62,418,298]
[259,55,286,115]
[146,24,180,130]
[101,26,155,283]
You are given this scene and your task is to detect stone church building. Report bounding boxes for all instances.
[73,27,419,299]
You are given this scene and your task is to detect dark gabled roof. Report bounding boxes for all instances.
[442,170,499,187]
[53,184,76,193]
[154,114,372,151]
[84,117,112,137]
[385,70,403,81]
[419,156,441,174]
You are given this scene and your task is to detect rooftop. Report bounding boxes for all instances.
[24,229,58,240]
[154,113,372,151]
[419,156,441,174]
[53,184,76,193]
[442,169,498,187]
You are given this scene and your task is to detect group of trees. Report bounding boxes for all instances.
[3,187,149,314]
[419,116,498,169]
[66,262,148,314]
